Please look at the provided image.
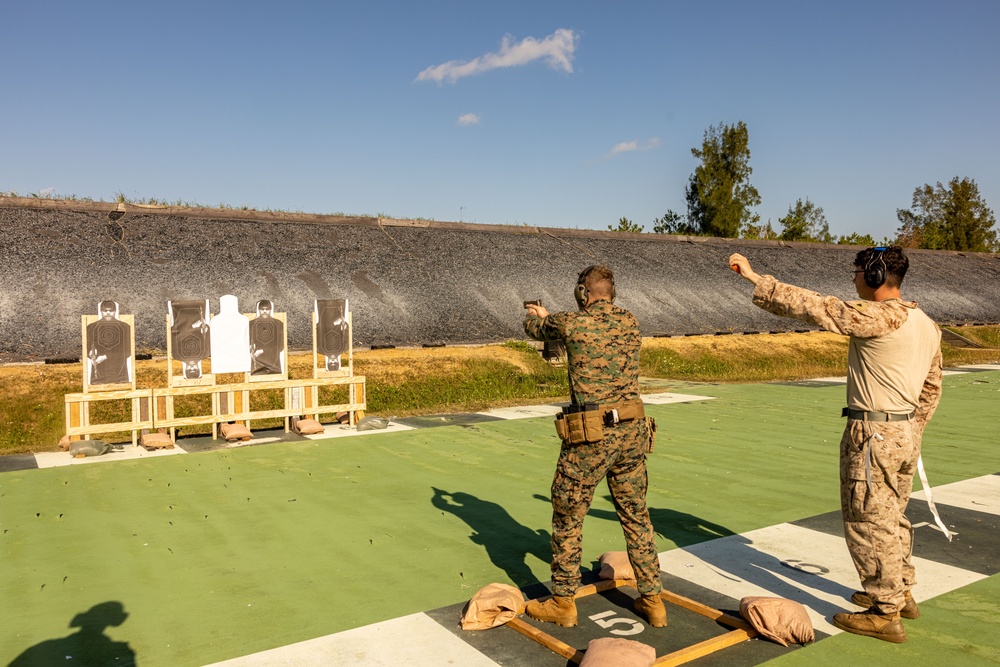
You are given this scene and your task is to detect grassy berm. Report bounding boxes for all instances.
[2,328,998,455]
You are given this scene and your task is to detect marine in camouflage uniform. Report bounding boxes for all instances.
[730,248,942,643]
[523,266,662,624]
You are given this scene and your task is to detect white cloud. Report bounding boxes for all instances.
[38,186,57,197]
[608,137,661,157]
[457,113,480,126]
[417,28,579,84]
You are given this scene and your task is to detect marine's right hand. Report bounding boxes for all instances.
[728,253,760,285]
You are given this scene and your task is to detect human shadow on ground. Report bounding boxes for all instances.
[582,495,855,619]
[8,601,137,666]
[432,487,551,596]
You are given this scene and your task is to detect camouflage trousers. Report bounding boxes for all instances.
[549,418,661,597]
[840,418,921,615]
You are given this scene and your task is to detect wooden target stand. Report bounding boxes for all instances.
[152,312,366,444]
[65,311,366,448]
[64,313,153,447]
[507,579,758,666]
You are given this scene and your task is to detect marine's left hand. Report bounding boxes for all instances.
[526,304,549,318]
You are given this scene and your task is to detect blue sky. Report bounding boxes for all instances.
[3,1,998,241]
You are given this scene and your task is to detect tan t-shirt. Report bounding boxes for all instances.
[752,276,943,426]
[847,305,940,414]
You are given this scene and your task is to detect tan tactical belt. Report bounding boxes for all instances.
[842,407,915,422]
[554,399,646,445]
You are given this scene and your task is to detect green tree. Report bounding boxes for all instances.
[778,198,833,243]
[896,177,997,251]
[741,219,778,240]
[685,121,761,237]
[651,210,698,235]
[608,217,644,233]
[836,232,878,246]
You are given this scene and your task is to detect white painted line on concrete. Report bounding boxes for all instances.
[225,436,286,448]
[301,422,415,440]
[657,522,985,636]
[34,444,188,468]
[203,612,500,667]
[478,394,715,419]
[660,524,857,635]
[913,473,1000,516]
[477,404,563,420]
[641,392,716,405]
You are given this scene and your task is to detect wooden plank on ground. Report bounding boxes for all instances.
[506,618,584,664]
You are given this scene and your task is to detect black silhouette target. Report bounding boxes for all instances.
[94,320,126,352]
[169,300,211,363]
[316,299,349,358]
[250,313,285,376]
[86,314,131,385]
[253,319,278,346]
[322,327,347,356]
[175,330,209,361]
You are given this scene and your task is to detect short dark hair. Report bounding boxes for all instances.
[580,265,615,297]
[854,246,909,287]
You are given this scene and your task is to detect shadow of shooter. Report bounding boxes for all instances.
[432,487,551,593]
[8,601,137,666]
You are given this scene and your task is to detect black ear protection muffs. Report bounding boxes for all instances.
[574,268,590,309]
[864,247,888,289]
[575,266,616,309]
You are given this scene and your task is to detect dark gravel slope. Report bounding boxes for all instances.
[2,199,998,360]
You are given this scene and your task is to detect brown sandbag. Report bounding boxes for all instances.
[461,583,525,631]
[598,551,636,581]
[220,422,253,442]
[739,596,814,646]
[292,417,326,435]
[580,637,655,667]
[141,432,173,449]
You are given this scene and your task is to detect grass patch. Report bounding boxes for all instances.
[640,331,850,382]
[0,344,569,455]
[2,327,997,455]
[944,325,1000,349]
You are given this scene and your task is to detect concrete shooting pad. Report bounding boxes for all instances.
[2,371,999,666]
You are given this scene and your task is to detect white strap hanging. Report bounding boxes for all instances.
[917,455,955,542]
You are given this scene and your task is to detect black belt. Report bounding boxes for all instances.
[842,407,914,422]
[564,400,644,426]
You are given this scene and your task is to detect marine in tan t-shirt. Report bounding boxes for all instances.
[729,247,942,644]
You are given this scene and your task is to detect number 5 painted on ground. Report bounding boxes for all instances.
[589,610,644,636]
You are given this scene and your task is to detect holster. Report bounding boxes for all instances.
[645,416,657,453]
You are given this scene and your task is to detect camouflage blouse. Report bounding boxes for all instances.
[524,299,641,406]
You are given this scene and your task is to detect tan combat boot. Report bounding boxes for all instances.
[525,595,578,627]
[634,594,668,628]
[850,590,920,619]
[832,608,907,643]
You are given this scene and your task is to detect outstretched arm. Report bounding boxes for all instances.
[728,253,906,338]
